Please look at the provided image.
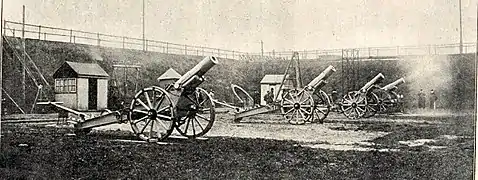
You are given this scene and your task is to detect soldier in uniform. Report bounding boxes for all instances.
[418,89,426,109]
[429,89,437,110]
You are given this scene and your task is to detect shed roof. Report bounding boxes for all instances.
[260,74,287,84]
[157,68,182,81]
[53,61,109,79]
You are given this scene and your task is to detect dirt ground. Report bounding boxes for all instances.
[0,110,475,179]
[94,110,467,151]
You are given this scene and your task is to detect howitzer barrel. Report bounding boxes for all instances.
[174,56,219,89]
[306,65,336,90]
[360,73,384,92]
[381,78,405,91]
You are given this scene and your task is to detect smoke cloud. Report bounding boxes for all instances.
[399,55,453,109]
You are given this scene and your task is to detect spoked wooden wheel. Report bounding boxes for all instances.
[309,90,331,124]
[128,86,174,142]
[363,92,380,118]
[281,89,314,125]
[175,88,215,138]
[374,90,394,113]
[340,91,367,119]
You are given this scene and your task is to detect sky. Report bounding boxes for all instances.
[2,0,477,52]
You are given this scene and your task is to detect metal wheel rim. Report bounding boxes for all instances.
[309,90,331,123]
[340,91,367,119]
[363,92,380,118]
[174,88,215,138]
[281,89,314,125]
[128,86,174,143]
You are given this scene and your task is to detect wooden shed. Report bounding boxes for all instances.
[157,68,181,89]
[52,61,109,111]
[259,74,293,105]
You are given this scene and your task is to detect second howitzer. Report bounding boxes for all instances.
[280,65,336,124]
[339,73,384,119]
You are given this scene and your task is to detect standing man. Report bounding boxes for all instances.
[429,89,437,110]
[264,90,273,105]
[418,89,426,109]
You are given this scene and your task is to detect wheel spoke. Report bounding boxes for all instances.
[144,91,153,108]
[357,106,366,113]
[156,118,169,130]
[186,95,198,105]
[317,107,327,114]
[183,117,190,133]
[133,109,149,114]
[298,110,306,119]
[288,93,297,103]
[154,95,165,110]
[193,117,205,132]
[191,116,196,136]
[285,98,295,104]
[149,119,155,138]
[132,116,148,124]
[157,106,170,114]
[198,98,208,106]
[157,114,172,120]
[285,108,295,115]
[196,114,210,121]
[135,98,150,110]
[343,106,352,112]
[140,119,152,133]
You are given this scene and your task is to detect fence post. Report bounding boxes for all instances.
[166,43,169,53]
[97,33,100,46]
[73,36,75,43]
[38,26,41,39]
[217,49,220,57]
[122,36,125,49]
[145,40,148,51]
[43,33,46,40]
[232,51,235,59]
[185,45,187,55]
[69,29,73,43]
[396,46,400,56]
[368,47,371,57]
[202,47,204,56]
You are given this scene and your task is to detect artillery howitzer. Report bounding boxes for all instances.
[40,56,219,142]
[339,73,385,119]
[369,78,406,114]
[280,65,336,124]
[223,52,336,125]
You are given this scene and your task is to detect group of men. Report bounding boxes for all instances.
[418,89,438,109]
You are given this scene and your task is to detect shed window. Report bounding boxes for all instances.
[55,78,76,93]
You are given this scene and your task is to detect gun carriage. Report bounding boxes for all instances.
[366,78,405,115]
[40,56,219,143]
[220,52,336,125]
[339,73,384,119]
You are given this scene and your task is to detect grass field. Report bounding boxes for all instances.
[0,112,475,179]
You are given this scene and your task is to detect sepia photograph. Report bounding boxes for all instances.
[0,0,477,179]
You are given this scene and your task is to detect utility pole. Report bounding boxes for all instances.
[21,5,26,109]
[261,40,264,57]
[142,0,145,51]
[260,40,264,76]
[0,0,4,148]
[459,0,463,54]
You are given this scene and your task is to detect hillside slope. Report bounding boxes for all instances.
[2,38,475,113]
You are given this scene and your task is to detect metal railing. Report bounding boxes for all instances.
[3,20,476,61]
[3,20,248,59]
[248,43,477,60]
